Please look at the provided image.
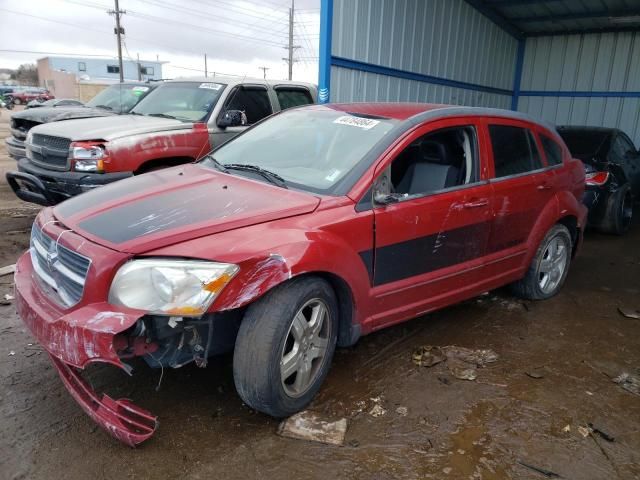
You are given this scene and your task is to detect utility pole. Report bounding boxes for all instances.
[282,0,300,80]
[136,53,142,81]
[258,66,269,79]
[108,0,125,83]
[204,54,208,77]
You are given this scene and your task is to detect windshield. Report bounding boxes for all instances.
[202,107,398,194]
[86,84,151,113]
[131,82,225,122]
[558,130,611,158]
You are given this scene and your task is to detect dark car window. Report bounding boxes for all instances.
[224,86,272,124]
[275,87,313,110]
[489,125,542,178]
[557,130,611,158]
[613,134,636,158]
[541,135,564,166]
[391,126,478,196]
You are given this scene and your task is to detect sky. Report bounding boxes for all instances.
[0,0,320,83]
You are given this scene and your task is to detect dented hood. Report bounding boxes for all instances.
[11,106,115,124]
[29,114,191,142]
[53,164,321,254]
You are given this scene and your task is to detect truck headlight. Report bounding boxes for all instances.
[70,142,106,172]
[108,259,239,316]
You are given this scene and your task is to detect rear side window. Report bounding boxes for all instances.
[225,87,272,124]
[275,87,313,110]
[540,135,563,166]
[489,125,543,178]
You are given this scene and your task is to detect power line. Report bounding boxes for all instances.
[130,0,288,41]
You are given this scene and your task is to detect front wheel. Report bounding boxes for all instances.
[510,224,572,300]
[13,97,21,105]
[233,276,338,417]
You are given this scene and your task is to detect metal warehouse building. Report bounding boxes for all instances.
[318,0,640,145]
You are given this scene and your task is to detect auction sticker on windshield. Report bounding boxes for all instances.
[333,116,380,130]
[199,83,223,90]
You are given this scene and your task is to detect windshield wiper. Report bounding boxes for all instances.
[224,163,288,189]
[94,104,113,111]
[147,112,178,120]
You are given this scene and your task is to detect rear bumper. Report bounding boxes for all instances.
[5,136,25,159]
[8,158,133,205]
[14,251,158,446]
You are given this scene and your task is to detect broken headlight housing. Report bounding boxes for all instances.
[108,259,239,316]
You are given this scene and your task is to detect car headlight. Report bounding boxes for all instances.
[70,142,107,172]
[108,259,239,316]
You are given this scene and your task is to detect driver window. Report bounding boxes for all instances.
[391,126,478,196]
[224,87,272,125]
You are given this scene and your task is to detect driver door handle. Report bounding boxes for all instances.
[463,198,489,208]
[537,183,552,190]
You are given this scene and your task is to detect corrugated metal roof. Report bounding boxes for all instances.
[471,0,640,36]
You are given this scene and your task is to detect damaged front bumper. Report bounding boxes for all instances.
[14,252,158,446]
[8,158,132,205]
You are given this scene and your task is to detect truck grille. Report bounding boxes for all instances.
[29,134,71,170]
[30,224,91,307]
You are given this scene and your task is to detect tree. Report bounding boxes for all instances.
[10,64,38,86]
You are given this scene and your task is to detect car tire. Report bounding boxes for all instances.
[599,184,633,235]
[13,97,21,105]
[510,224,572,301]
[233,276,338,417]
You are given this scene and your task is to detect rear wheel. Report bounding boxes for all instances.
[600,184,633,235]
[511,224,572,300]
[233,276,338,417]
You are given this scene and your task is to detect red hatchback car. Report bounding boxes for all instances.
[14,103,587,445]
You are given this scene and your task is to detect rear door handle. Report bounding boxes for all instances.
[537,183,552,190]
[463,198,489,208]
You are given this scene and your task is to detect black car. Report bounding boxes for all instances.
[558,126,639,235]
[25,98,84,109]
[5,82,157,159]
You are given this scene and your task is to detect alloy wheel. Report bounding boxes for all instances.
[280,298,331,398]
[538,235,569,294]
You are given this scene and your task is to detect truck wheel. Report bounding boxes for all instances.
[599,184,633,235]
[233,276,338,417]
[510,224,572,300]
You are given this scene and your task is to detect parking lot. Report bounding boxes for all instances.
[1,108,639,479]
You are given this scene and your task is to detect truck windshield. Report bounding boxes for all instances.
[86,84,151,113]
[202,107,397,194]
[130,82,226,122]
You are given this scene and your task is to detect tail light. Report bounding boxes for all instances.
[585,171,609,186]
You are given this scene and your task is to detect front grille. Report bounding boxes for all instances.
[30,224,91,307]
[32,134,72,151]
[29,134,71,171]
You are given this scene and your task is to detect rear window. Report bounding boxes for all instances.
[557,130,610,157]
[276,87,313,110]
[489,125,543,178]
[541,135,563,166]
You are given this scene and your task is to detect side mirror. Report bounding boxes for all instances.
[373,191,400,205]
[218,110,246,128]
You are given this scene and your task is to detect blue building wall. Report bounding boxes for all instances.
[46,57,163,81]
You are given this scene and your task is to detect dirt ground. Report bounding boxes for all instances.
[0,108,639,480]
